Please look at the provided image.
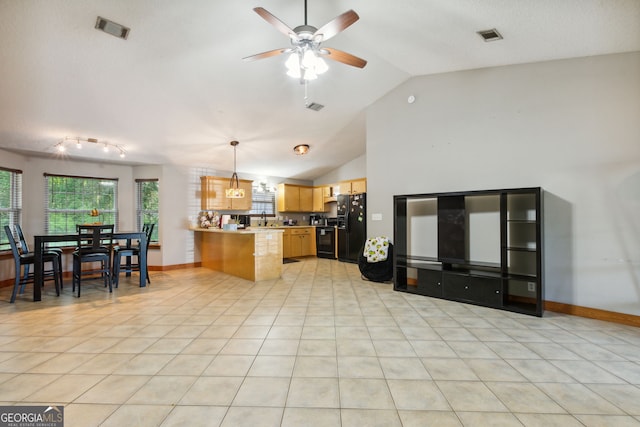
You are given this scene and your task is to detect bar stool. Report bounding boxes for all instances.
[4,225,61,303]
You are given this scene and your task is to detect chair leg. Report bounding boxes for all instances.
[53,260,60,297]
[58,255,64,289]
[104,259,112,293]
[10,268,21,304]
[20,264,30,294]
[112,253,121,288]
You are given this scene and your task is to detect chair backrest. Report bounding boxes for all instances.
[4,225,21,260]
[14,224,29,254]
[76,224,114,252]
[142,223,155,250]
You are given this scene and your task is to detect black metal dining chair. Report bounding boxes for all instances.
[4,225,61,303]
[14,224,64,288]
[112,223,154,287]
[72,224,114,297]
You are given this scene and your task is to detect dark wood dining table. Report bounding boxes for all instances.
[33,230,147,301]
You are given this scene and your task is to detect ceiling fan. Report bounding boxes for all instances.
[243,0,367,82]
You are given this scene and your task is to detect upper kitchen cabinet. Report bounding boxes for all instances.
[277,183,313,212]
[201,176,253,211]
[334,178,367,195]
[312,186,328,212]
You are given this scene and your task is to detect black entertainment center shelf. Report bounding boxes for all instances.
[505,246,537,252]
[393,187,544,317]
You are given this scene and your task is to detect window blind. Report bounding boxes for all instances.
[44,173,119,234]
[0,167,22,250]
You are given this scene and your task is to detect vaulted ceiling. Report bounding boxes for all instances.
[1,0,638,180]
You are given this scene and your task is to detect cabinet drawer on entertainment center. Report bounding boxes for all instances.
[442,273,502,306]
[417,269,442,297]
[476,276,503,308]
[442,273,482,302]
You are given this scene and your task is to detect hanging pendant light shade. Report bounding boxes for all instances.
[225,140,245,198]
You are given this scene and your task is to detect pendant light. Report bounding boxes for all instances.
[225,140,245,198]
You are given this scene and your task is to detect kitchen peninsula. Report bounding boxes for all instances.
[191,227,283,281]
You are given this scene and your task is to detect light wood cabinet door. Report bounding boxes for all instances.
[300,233,316,256]
[201,176,227,210]
[350,179,366,194]
[289,235,302,257]
[278,184,299,212]
[299,186,313,212]
[202,176,253,210]
[282,230,292,258]
[229,179,253,210]
[278,184,315,212]
[312,187,326,212]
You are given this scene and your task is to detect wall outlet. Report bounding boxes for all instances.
[527,282,535,292]
[371,213,383,221]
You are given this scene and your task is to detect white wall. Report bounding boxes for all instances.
[314,154,366,186]
[366,52,640,315]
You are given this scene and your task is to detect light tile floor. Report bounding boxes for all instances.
[1,258,640,426]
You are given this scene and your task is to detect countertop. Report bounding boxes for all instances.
[189,226,283,234]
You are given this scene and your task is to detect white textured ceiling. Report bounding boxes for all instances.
[1,0,639,180]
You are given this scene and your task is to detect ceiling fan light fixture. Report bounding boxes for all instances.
[285,53,299,71]
[293,144,310,155]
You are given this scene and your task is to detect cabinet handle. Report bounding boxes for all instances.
[464,285,469,290]
[495,290,500,294]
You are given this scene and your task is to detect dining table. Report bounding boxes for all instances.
[33,230,147,301]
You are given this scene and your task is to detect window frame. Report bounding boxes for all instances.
[249,182,276,217]
[44,173,119,235]
[135,178,159,242]
[0,167,22,251]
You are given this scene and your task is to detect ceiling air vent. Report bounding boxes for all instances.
[95,16,130,40]
[306,102,324,111]
[477,28,503,42]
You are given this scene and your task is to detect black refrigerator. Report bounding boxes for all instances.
[337,193,366,263]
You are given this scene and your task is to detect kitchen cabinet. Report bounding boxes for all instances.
[333,178,366,196]
[201,176,253,211]
[282,227,315,258]
[312,186,328,212]
[349,179,367,194]
[277,184,313,212]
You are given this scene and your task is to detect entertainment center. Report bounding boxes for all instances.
[393,187,543,317]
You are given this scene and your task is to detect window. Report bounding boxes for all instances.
[249,182,276,216]
[0,167,22,251]
[44,174,118,234]
[136,179,159,242]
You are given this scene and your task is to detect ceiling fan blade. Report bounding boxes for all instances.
[242,48,291,62]
[320,48,367,68]
[313,10,359,42]
[253,7,296,39]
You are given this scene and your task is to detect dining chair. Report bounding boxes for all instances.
[72,224,114,297]
[112,223,154,287]
[14,224,64,288]
[4,225,61,303]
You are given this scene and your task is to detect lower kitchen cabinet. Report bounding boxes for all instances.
[282,227,316,258]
